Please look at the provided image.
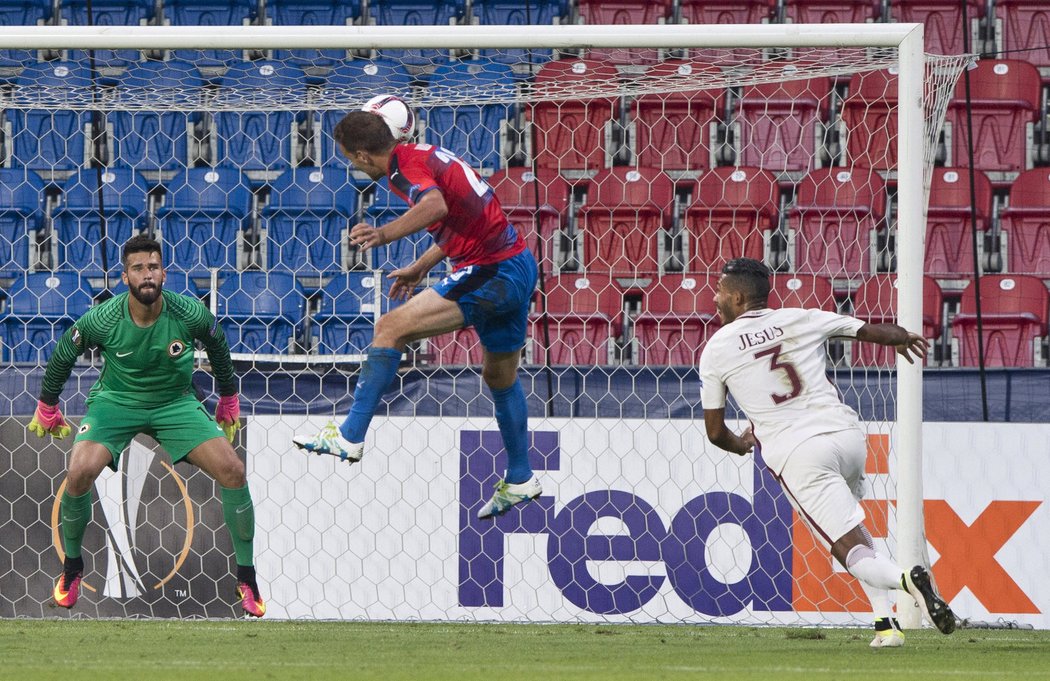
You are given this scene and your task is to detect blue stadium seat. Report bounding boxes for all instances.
[0,0,52,67]
[469,0,566,65]
[262,166,361,275]
[60,0,154,66]
[161,0,258,65]
[0,168,46,275]
[54,167,150,276]
[108,267,203,298]
[0,271,93,363]
[110,61,203,171]
[214,61,306,171]
[156,168,253,276]
[215,271,306,354]
[314,272,379,354]
[368,0,465,67]
[9,62,95,172]
[422,59,516,170]
[268,0,363,64]
[319,59,414,167]
[364,179,443,273]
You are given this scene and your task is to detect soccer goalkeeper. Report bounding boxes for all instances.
[29,235,264,617]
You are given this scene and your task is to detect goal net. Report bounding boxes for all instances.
[0,25,972,625]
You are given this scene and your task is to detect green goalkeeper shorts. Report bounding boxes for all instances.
[74,394,227,470]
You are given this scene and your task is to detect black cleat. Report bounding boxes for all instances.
[904,565,956,634]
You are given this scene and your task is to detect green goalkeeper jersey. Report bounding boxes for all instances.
[39,290,237,408]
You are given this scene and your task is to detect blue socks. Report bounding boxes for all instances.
[491,379,532,484]
[339,347,403,443]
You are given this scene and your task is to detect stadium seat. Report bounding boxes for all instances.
[161,0,258,65]
[1000,169,1050,276]
[0,168,46,275]
[924,167,992,278]
[267,0,363,64]
[314,272,379,355]
[262,167,360,275]
[318,59,414,168]
[156,168,253,276]
[368,0,465,67]
[840,68,899,171]
[769,273,836,310]
[888,0,982,56]
[685,167,778,273]
[213,61,306,172]
[489,166,570,272]
[422,59,516,170]
[787,167,887,277]
[576,0,673,64]
[576,167,675,275]
[9,61,95,172]
[215,271,306,354]
[0,0,51,67]
[630,60,725,172]
[678,0,776,25]
[363,179,442,273]
[633,272,720,366]
[54,167,150,277]
[60,0,154,66]
[427,327,483,365]
[528,59,620,171]
[851,275,944,366]
[468,0,566,65]
[951,275,1050,367]
[945,59,1041,173]
[736,72,832,173]
[783,0,881,24]
[528,273,623,364]
[0,271,93,363]
[109,60,204,171]
[996,1,1050,72]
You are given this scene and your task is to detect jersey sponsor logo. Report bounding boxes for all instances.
[168,340,187,357]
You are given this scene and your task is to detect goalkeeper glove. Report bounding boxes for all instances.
[215,394,241,443]
[28,400,72,439]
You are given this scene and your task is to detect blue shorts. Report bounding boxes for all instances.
[431,249,538,353]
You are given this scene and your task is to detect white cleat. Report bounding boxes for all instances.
[869,618,905,648]
[292,422,363,463]
[477,475,542,519]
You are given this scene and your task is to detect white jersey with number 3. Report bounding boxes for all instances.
[699,307,866,474]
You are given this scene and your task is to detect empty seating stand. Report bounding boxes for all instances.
[368,0,465,67]
[267,0,363,64]
[632,272,720,366]
[769,273,836,310]
[924,167,992,279]
[686,166,779,273]
[576,0,673,64]
[60,0,154,65]
[996,1,1050,74]
[314,272,380,355]
[468,0,567,64]
[9,61,95,173]
[887,0,983,55]
[489,166,570,273]
[999,169,1050,276]
[951,274,1050,367]
[0,167,46,275]
[161,0,258,65]
[0,0,52,67]
[840,68,900,171]
[216,271,306,354]
[0,271,93,363]
[528,273,624,365]
[736,71,831,173]
[851,275,944,366]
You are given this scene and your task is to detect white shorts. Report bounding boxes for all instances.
[773,427,867,548]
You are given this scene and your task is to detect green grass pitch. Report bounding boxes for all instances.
[2,620,1049,680]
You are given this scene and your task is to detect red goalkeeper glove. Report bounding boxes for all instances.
[215,394,241,443]
[28,400,72,439]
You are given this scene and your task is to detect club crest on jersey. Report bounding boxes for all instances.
[168,340,187,357]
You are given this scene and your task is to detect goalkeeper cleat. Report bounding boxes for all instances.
[53,570,82,609]
[292,422,363,463]
[237,580,266,618]
[903,565,956,635]
[477,475,542,520]
[869,617,905,648]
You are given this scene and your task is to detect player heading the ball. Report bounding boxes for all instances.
[699,257,956,647]
[293,109,541,520]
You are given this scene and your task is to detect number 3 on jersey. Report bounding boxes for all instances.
[754,343,803,404]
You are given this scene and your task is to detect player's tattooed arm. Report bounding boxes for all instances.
[703,408,756,456]
[855,323,929,364]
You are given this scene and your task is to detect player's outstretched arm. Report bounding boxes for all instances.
[855,323,929,364]
[349,191,449,251]
[388,244,447,301]
[704,408,756,456]
[30,323,91,439]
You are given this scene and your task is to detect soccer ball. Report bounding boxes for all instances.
[360,94,415,142]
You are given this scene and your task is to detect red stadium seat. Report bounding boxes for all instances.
[577,0,673,64]
[428,327,483,365]
[685,166,778,272]
[577,167,675,274]
[529,273,624,365]
[630,60,725,172]
[787,167,887,277]
[946,59,1041,173]
[678,0,776,25]
[840,68,899,171]
[951,275,1050,367]
[769,273,836,311]
[995,1,1050,72]
[851,275,944,366]
[924,168,993,279]
[633,272,720,365]
[887,0,983,55]
[490,167,570,272]
[783,0,881,24]
[1000,169,1050,276]
[736,72,832,173]
[528,59,620,171]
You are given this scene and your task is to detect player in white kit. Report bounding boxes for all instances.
[699,258,956,647]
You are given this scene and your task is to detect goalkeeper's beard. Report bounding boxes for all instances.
[130,281,162,305]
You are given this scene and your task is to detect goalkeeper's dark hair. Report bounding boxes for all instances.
[721,257,772,305]
[122,234,162,267]
[334,110,396,155]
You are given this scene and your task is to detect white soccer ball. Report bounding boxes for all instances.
[360,94,415,142]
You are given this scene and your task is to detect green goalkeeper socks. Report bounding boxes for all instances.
[221,484,256,567]
[60,489,93,560]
